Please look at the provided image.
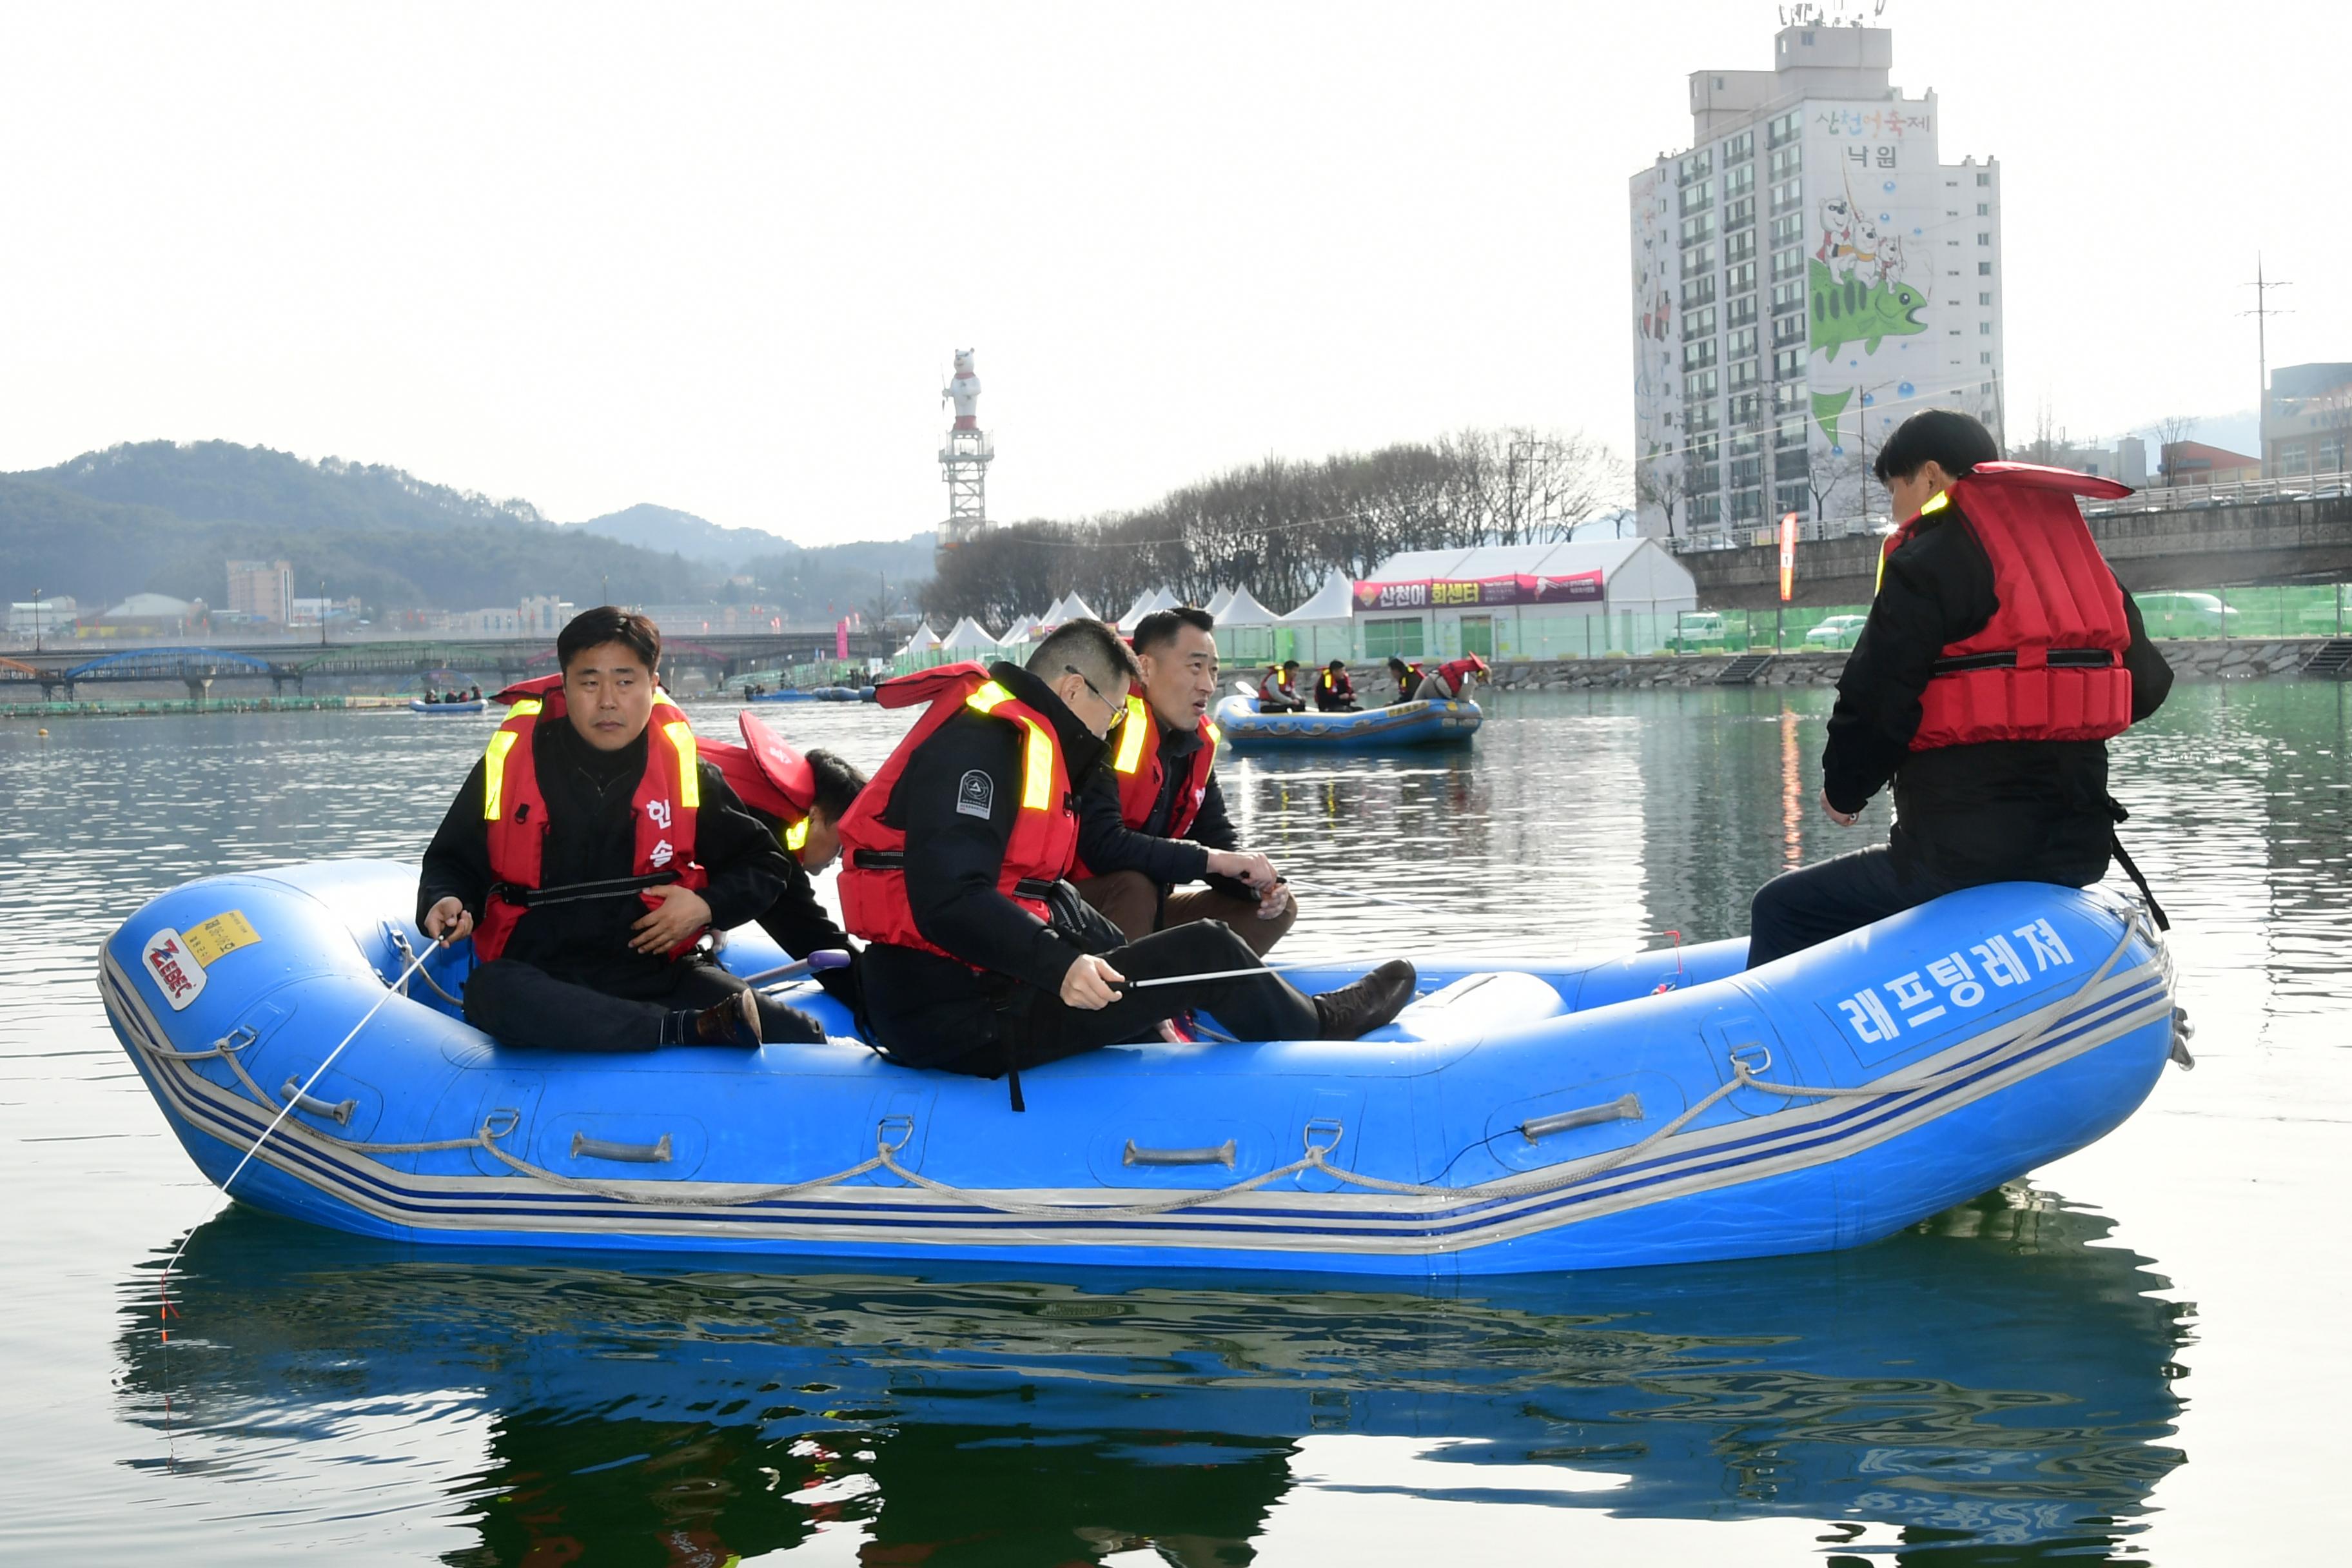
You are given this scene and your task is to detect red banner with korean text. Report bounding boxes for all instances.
[1350,571,1603,613]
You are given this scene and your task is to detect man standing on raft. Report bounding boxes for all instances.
[1067,607,1299,956]
[1745,409,2173,968]
[836,618,1416,1097]
[418,607,818,1049]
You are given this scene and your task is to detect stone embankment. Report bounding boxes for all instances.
[1333,636,2342,695]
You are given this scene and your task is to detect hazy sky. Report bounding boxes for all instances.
[4,2,2343,544]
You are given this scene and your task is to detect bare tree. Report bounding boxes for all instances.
[2150,414,2197,487]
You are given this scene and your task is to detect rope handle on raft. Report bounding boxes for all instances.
[141,903,2165,1218]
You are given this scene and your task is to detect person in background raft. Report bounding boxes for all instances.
[1386,656,1427,705]
[418,607,819,1050]
[1745,409,2174,969]
[1068,607,1298,957]
[1314,659,1358,712]
[836,618,1417,1099]
[1414,652,1489,700]
[1254,662,1306,712]
[698,710,868,1004]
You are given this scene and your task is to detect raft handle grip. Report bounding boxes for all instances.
[1123,1139,1236,1168]
[571,1131,672,1164]
[1521,1093,1643,1144]
[279,1079,356,1126]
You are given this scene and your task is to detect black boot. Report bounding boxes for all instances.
[752,994,828,1043]
[690,988,763,1048]
[1311,960,1418,1040]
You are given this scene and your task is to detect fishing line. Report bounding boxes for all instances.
[154,931,447,1455]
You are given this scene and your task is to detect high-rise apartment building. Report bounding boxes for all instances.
[1631,23,2004,538]
[225,558,294,625]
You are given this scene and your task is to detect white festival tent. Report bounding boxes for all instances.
[938,616,1003,656]
[1211,585,1283,661]
[1282,571,1354,623]
[896,621,942,657]
[1279,571,1357,663]
[1204,586,1237,619]
[1000,614,1041,646]
[1116,587,1181,633]
[1215,585,1280,625]
[1045,592,1101,624]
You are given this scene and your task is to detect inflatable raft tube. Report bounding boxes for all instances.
[1213,694,1480,751]
[101,860,2179,1277]
[407,700,486,715]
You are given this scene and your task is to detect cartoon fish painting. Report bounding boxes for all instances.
[1808,257,1928,360]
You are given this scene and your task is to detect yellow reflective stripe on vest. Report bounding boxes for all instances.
[966,681,1012,714]
[783,816,810,852]
[479,698,541,821]
[1881,487,1951,594]
[1112,695,1149,774]
[664,720,701,808]
[1206,721,1223,747]
[1016,718,1055,810]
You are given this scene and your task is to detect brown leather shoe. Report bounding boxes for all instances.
[693,989,763,1048]
[1311,960,1418,1039]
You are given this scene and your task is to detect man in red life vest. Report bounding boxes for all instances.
[1068,607,1299,956]
[1313,659,1358,711]
[1386,656,1427,705]
[1414,652,1489,700]
[1255,662,1306,712]
[836,618,1416,1090]
[698,710,868,1004]
[1745,410,2175,968]
[416,607,815,1049]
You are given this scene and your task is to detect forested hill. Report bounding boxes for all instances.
[0,440,932,620]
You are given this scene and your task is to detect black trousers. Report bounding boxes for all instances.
[464,957,797,1050]
[942,921,1320,1077]
[1745,847,1966,970]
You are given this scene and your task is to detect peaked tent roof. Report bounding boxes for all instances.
[939,616,1001,652]
[1000,614,1041,645]
[1281,571,1355,622]
[1117,587,1182,633]
[1362,538,1651,582]
[1057,592,1100,623]
[897,620,942,654]
[1217,585,1281,625]
[1204,586,1237,619]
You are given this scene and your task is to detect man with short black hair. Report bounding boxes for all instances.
[1745,410,2174,968]
[699,710,868,1003]
[836,618,1415,1093]
[1255,662,1306,712]
[1070,607,1298,955]
[1313,659,1358,711]
[418,607,816,1049]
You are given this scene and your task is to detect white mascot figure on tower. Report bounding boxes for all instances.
[945,349,981,431]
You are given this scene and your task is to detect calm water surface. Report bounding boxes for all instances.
[3,685,2347,1563]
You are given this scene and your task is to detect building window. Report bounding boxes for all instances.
[1686,242,1716,273]
[1769,144,1801,179]
[1723,130,1755,163]
[1681,213,1716,248]
[1680,275,1716,310]
[1727,326,1758,358]
[1769,213,1803,247]
[1682,340,1717,371]
[1981,381,1994,393]
[1729,391,1761,424]
[1979,321,1993,335]
[2320,437,2346,472]
[1723,161,1754,195]
[1978,261,1993,275]
[1724,198,1756,231]
[1724,230,1757,265]
[1364,618,1426,660]
[1977,231,1991,246]
[1979,291,1993,306]
[1681,304,1716,340]
[1976,202,1990,217]
[1979,351,1993,365]
[1687,402,1720,433]
[1976,170,1992,186]
[1772,313,1804,346]
[1772,382,1806,412]
[1768,108,1802,148]
[1725,261,1757,294]
[1770,177,1802,213]
[1678,150,1714,185]
[1771,280,1805,313]
[2278,442,2309,473]
[1684,369,1718,400]
[1770,248,1805,282]
[1680,180,1713,216]
[1726,295,1758,329]
[1773,347,1803,379]
[1775,417,1808,451]
[1776,480,1811,516]
[1730,487,1765,522]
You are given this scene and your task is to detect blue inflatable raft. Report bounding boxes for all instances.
[101,861,2179,1277]
[407,699,485,715]
[1213,693,1480,750]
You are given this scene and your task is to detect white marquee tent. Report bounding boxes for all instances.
[938,616,1002,656]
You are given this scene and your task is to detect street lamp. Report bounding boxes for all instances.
[30,586,41,654]
[320,580,328,647]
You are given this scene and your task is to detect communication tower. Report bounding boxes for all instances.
[938,348,994,547]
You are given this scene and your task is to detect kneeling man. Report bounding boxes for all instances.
[418,607,815,1050]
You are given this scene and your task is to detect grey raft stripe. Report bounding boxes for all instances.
[108,905,2168,1250]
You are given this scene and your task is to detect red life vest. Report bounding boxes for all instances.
[1318,667,1353,700]
[473,676,709,963]
[835,662,1079,964]
[1070,692,1220,877]
[1432,655,1487,696]
[1881,462,2137,751]
[701,711,818,855]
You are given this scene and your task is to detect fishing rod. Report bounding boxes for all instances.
[1277,876,1455,917]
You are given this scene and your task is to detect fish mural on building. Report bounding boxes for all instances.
[1809,257,1927,362]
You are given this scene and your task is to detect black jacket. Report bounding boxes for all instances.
[1073,709,1255,899]
[417,718,792,997]
[1822,498,2174,885]
[738,808,858,1002]
[858,662,1122,1064]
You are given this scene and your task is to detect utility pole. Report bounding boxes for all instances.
[31,586,43,653]
[2242,256,2293,475]
[319,580,328,647]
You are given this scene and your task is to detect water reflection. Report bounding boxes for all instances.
[120,1188,2185,1563]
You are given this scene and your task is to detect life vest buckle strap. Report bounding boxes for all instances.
[490,871,678,909]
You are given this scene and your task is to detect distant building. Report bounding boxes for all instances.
[2025,435,2148,487]
[451,607,523,636]
[7,594,77,636]
[2262,362,2352,479]
[81,594,204,638]
[226,559,293,625]
[2162,440,2263,488]
[1631,21,2004,538]
[520,595,574,635]
[289,595,362,629]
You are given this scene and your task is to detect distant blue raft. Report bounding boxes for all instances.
[1212,694,1481,751]
[101,860,2181,1277]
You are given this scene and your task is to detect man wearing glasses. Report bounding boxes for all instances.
[834,618,1416,1102]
